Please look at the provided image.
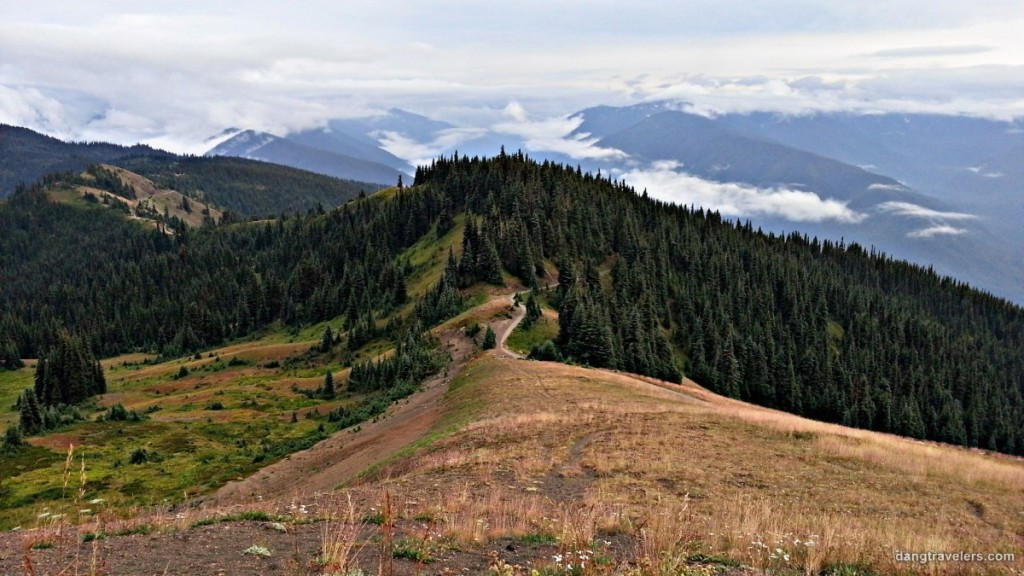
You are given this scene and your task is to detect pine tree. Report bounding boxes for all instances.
[482,326,497,350]
[3,425,23,450]
[18,389,43,435]
[33,331,106,407]
[522,293,542,329]
[322,370,336,400]
[0,339,22,370]
[320,326,334,353]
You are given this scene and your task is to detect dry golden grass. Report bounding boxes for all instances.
[373,355,1024,575]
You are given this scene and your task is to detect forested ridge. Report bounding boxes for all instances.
[1,151,1022,454]
[0,124,171,198]
[414,152,1024,454]
[0,178,441,359]
[117,155,381,219]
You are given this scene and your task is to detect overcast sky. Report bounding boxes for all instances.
[3,1,1024,152]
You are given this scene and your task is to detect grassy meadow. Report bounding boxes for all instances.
[361,355,1024,575]
[0,330,364,529]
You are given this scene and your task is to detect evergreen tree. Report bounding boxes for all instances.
[320,326,334,353]
[0,339,22,370]
[2,425,23,450]
[522,293,542,329]
[18,389,43,435]
[33,331,105,407]
[482,326,497,350]
[322,370,336,400]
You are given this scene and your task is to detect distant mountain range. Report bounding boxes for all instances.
[205,129,407,187]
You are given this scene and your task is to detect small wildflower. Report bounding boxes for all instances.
[243,545,272,557]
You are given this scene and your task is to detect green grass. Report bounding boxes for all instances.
[401,214,465,299]
[506,315,559,356]
[352,357,497,484]
[191,510,284,527]
[82,524,153,542]
[519,531,558,545]
[0,366,34,427]
[0,321,412,530]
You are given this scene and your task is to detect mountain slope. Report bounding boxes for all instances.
[2,153,1024,575]
[4,152,1023,454]
[117,155,378,219]
[287,126,412,172]
[718,111,1024,202]
[416,154,1024,453]
[3,336,1022,575]
[570,103,1024,303]
[0,124,171,197]
[206,130,404,186]
[597,110,902,200]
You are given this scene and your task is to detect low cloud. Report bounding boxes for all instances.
[0,85,75,138]
[965,166,1004,178]
[374,127,487,168]
[868,45,992,58]
[908,225,969,238]
[875,201,978,220]
[493,102,628,160]
[620,161,867,223]
[867,183,911,191]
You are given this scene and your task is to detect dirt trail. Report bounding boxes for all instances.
[204,286,700,507]
[206,329,474,507]
[494,292,527,359]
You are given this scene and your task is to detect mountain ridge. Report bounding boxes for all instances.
[205,129,406,186]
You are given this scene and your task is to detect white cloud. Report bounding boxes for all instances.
[868,45,993,58]
[374,127,487,168]
[908,225,970,238]
[867,183,911,191]
[0,85,74,137]
[876,201,979,220]
[493,104,628,160]
[620,161,867,223]
[4,1,1024,147]
[503,101,528,122]
[965,166,1004,178]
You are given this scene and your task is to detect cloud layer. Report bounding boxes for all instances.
[876,201,979,221]
[621,161,866,224]
[3,2,1024,150]
[875,201,979,239]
